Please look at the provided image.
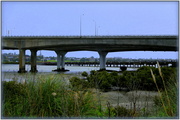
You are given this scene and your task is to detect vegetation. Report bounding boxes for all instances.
[69,77,89,91]
[151,63,177,117]
[69,66,177,92]
[2,52,177,64]
[110,106,134,117]
[2,74,101,118]
[2,65,178,118]
[69,66,178,118]
[46,60,57,62]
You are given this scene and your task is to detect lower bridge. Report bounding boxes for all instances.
[41,61,177,68]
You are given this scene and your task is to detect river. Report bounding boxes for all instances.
[2,64,137,81]
[2,64,137,73]
[1,64,137,82]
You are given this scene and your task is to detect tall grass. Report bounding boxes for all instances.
[150,62,177,117]
[2,74,100,118]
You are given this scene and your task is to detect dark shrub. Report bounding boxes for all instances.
[81,71,88,77]
[69,77,89,90]
[86,71,116,91]
[3,81,26,99]
[111,106,133,117]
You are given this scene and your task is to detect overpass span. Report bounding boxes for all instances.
[2,35,178,73]
[2,35,178,52]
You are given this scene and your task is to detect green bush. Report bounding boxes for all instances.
[69,77,89,90]
[109,72,121,87]
[81,71,88,77]
[136,66,157,90]
[96,71,112,91]
[81,67,177,91]
[123,71,140,90]
[123,66,177,91]
[86,71,117,91]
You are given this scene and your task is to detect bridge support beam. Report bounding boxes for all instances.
[30,49,38,73]
[18,49,27,73]
[59,52,66,70]
[53,51,69,72]
[98,51,108,70]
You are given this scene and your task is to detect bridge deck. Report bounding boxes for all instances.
[2,35,178,52]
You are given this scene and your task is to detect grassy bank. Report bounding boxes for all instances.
[2,65,178,118]
[2,74,102,118]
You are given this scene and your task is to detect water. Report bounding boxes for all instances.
[2,64,137,73]
[1,64,137,82]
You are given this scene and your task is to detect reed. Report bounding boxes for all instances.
[156,62,172,116]
[150,69,168,116]
[150,62,177,117]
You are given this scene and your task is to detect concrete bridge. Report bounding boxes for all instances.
[2,35,178,72]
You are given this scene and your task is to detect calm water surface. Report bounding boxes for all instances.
[2,64,137,82]
[2,64,137,73]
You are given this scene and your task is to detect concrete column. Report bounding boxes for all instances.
[56,52,61,70]
[30,49,38,72]
[18,49,27,73]
[60,52,66,70]
[98,51,108,70]
[53,51,68,71]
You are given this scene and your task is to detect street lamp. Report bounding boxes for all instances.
[80,14,84,37]
[93,20,96,36]
[97,26,100,36]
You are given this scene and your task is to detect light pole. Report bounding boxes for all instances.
[93,20,96,36]
[8,30,10,36]
[97,26,100,36]
[80,14,84,37]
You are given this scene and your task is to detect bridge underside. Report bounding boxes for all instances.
[44,45,177,52]
[2,35,178,72]
[3,44,177,52]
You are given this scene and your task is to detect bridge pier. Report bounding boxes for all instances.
[30,49,38,73]
[18,49,27,73]
[53,51,69,72]
[98,51,108,70]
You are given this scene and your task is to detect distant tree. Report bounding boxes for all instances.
[80,58,89,62]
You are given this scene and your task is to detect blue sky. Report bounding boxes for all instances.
[2,1,179,59]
